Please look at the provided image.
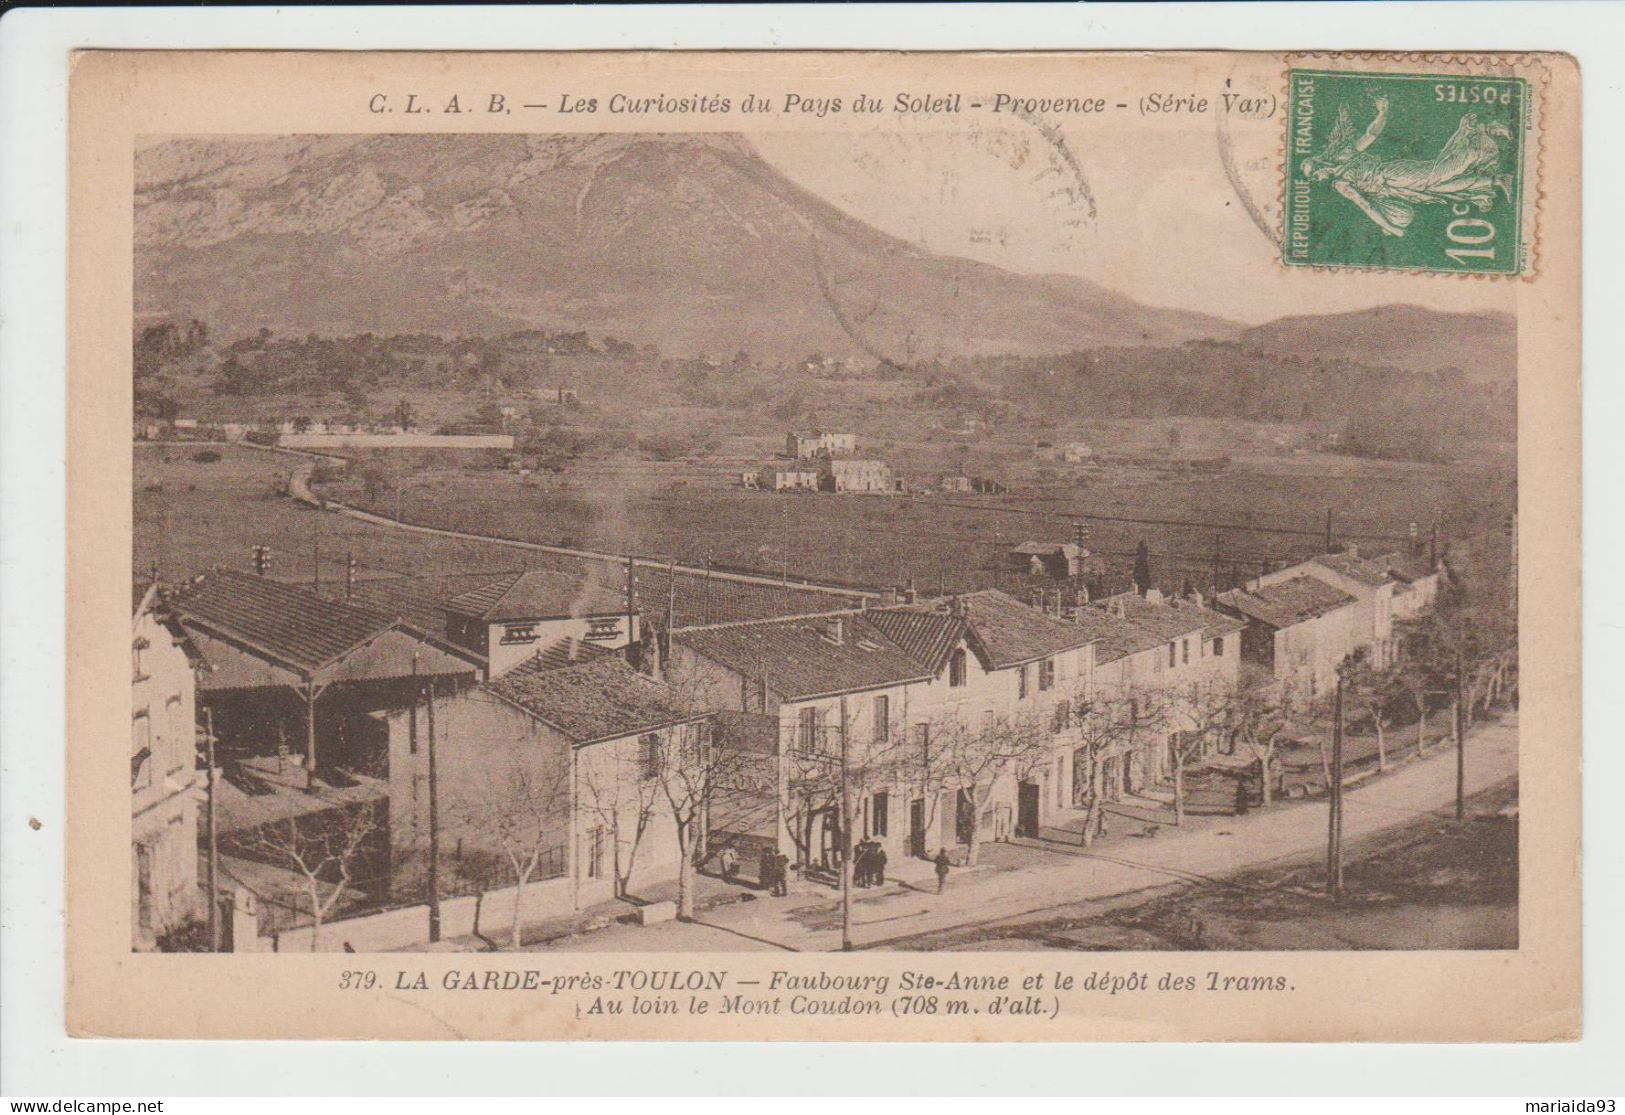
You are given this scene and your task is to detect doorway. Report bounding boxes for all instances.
[1017,781,1040,838]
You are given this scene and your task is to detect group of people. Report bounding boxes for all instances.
[756,848,791,896]
[714,840,952,896]
[853,839,888,888]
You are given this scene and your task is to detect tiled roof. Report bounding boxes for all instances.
[488,655,701,745]
[1077,593,1243,664]
[956,589,1095,668]
[1010,541,1081,557]
[1311,552,1395,588]
[336,570,524,635]
[674,614,931,701]
[1216,576,1357,630]
[446,569,627,622]
[170,569,397,673]
[525,637,617,672]
[1377,552,1439,583]
[636,567,864,631]
[863,608,970,674]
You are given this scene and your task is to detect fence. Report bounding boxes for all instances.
[250,872,577,953]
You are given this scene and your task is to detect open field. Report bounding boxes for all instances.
[137,431,1513,600]
[316,441,1512,596]
[135,443,541,585]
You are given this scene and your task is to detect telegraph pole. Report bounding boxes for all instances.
[1326,672,1345,903]
[345,551,356,601]
[839,694,853,952]
[204,705,220,952]
[425,669,443,943]
[311,520,321,592]
[1454,652,1466,823]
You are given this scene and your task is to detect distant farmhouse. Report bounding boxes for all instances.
[820,457,897,494]
[748,430,899,494]
[1009,541,1088,579]
[786,429,857,459]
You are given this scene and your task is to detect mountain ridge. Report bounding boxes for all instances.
[135,134,1512,378]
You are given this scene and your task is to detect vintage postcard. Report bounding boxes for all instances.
[67,48,1579,1041]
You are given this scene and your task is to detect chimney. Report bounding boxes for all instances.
[824,616,846,645]
[1110,597,1126,619]
[1145,588,1164,606]
[1346,543,1360,560]
[1190,589,1205,609]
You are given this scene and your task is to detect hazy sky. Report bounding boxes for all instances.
[753,127,1516,325]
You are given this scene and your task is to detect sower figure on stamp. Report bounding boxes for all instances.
[1303,96,1514,239]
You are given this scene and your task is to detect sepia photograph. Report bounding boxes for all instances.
[36,42,1579,1048]
[129,118,1519,959]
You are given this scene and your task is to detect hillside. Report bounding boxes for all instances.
[135,134,1236,364]
[1237,305,1516,383]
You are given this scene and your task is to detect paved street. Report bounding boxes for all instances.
[529,712,1518,952]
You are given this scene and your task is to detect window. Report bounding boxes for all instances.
[948,649,967,688]
[166,696,186,776]
[1038,657,1055,691]
[131,636,150,683]
[132,711,153,789]
[586,827,607,879]
[982,709,997,736]
[872,792,889,837]
[638,733,660,780]
[1052,702,1071,732]
[798,706,824,752]
[1212,636,1225,657]
[135,844,154,930]
[912,722,931,760]
[1168,642,1177,668]
[1182,638,1190,665]
[1018,664,1030,699]
[873,695,890,743]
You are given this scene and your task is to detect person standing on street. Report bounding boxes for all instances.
[934,849,951,894]
[772,852,791,896]
[872,844,888,888]
[719,845,738,883]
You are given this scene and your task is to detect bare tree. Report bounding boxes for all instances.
[232,802,382,952]
[576,743,662,900]
[1345,660,1402,772]
[649,719,744,920]
[467,755,570,949]
[1171,677,1239,820]
[912,707,1050,866]
[1067,691,1145,845]
[1229,670,1298,808]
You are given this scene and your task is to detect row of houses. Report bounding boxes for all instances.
[131,542,1440,949]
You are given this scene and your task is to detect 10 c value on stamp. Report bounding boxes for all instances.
[1284,68,1528,275]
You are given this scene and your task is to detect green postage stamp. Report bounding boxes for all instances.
[1284,68,1529,274]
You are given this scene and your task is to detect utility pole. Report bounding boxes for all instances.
[625,556,637,665]
[345,551,356,602]
[426,669,442,943]
[839,694,853,952]
[311,520,321,592]
[1326,671,1345,903]
[204,705,220,952]
[1454,652,1466,823]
